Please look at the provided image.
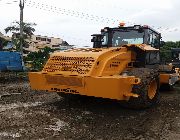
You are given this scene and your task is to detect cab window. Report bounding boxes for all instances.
[148,30,160,48]
[102,33,108,46]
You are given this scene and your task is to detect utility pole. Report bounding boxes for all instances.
[19,0,24,56]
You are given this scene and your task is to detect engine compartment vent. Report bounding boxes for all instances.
[43,56,95,75]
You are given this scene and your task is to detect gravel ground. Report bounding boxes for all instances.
[0,76,180,140]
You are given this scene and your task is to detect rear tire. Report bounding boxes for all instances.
[57,92,83,100]
[121,68,160,109]
[57,92,68,98]
[160,84,174,91]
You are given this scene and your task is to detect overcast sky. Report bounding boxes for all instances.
[0,0,180,47]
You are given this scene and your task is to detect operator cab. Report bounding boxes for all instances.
[91,24,164,67]
[91,24,162,49]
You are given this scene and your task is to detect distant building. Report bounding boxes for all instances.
[0,32,11,41]
[24,35,63,52]
[59,41,74,50]
[1,32,73,55]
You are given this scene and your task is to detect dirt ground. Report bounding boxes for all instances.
[0,76,180,140]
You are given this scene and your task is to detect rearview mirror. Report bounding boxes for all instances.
[91,34,104,42]
[91,37,96,42]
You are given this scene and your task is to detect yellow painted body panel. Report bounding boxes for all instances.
[42,47,133,77]
[159,74,170,85]
[125,44,159,51]
[29,72,140,100]
[28,45,177,101]
[28,47,144,101]
[160,72,180,85]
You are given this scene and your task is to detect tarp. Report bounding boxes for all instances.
[0,51,23,71]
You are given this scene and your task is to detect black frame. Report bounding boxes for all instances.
[92,25,162,49]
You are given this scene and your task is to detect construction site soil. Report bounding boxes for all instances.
[0,75,180,140]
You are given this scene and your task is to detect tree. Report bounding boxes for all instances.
[0,36,8,51]
[25,47,55,71]
[160,41,180,63]
[4,21,36,51]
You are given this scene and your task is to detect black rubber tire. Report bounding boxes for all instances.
[57,92,83,100]
[120,68,160,109]
[57,92,68,98]
[160,84,174,91]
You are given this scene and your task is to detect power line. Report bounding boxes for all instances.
[1,0,179,33]
[24,0,123,24]
[1,0,179,36]
[24,0,180,33]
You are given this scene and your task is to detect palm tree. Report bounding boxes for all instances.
[4,21,36,51]
[5,21,36,37]
[0,36,9,51]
